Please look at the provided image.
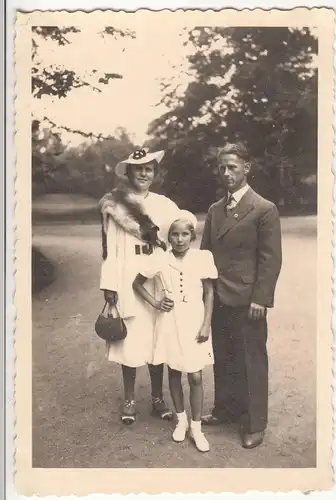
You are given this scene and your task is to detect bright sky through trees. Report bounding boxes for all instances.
[33,22,194,146]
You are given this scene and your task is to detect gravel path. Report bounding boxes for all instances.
[32,217,316,468]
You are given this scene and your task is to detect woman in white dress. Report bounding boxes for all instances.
[99,147,180,424]
[133,211,218,452]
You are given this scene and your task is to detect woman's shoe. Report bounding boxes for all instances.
[201,414,222,425]
[172,412,189,442]
[189,421,210,452]
[121,400,136,425]
[151,397,173,421]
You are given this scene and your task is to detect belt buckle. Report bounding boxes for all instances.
[135,244,153,255]
[142,244,153,255]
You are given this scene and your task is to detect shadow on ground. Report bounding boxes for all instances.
[31,216,316,468]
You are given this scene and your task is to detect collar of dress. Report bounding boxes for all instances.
[167,249,193,271]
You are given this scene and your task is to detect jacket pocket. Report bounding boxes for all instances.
[241,276,255,284]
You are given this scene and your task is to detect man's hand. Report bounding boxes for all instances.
[196,327,210,344]
[248,302,266,321]
[104,289,118,306]
[156,297,174,312]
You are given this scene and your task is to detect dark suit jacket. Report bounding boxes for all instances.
[200,188,282,308]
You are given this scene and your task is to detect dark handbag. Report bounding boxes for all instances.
[95,302,127,342]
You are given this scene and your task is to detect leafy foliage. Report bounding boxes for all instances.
[32,119,66,197]
[32,25,134,99]
[32,120,135,199]
[148,27,317,211]
[31,25,137,197]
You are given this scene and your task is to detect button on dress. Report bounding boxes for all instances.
[141,249,218,373]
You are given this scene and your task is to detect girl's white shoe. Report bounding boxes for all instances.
[172,411,189,443]
[189,420,210,452]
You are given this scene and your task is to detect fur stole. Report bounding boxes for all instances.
[100,188,166,260]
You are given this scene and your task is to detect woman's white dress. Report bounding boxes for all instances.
[141,249,218,373]
[100,191,180,368]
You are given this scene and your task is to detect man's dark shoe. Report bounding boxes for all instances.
[242,431,265,449]
[201,413,238,425]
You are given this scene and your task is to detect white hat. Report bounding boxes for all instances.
[114,147,165,180]
[172,210,198,229]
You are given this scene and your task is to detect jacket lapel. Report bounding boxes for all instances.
[217,188,255,239]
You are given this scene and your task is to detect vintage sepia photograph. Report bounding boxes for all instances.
[14,8,333,495]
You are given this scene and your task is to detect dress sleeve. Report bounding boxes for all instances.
[139,253,162,279]
[166,197,180,215]
[162,197,179,222]
[199,250,218,280]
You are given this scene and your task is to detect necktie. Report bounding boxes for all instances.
[225,193,236,213]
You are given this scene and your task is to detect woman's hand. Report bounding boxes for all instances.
[104,289,118,306]
[196,327,210,344]
[156,297,174,312]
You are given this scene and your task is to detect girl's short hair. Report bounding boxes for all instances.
[168,220,197,242]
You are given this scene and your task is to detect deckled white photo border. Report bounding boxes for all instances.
[9,4,335,497]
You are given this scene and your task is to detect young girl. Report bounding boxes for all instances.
[133,210,218,452]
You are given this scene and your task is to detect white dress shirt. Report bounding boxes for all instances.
[227,183,250,209]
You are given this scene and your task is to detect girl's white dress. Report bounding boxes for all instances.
[141,249,218,373]
[100,192,180,368]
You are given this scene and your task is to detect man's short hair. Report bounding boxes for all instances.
[217,142,250,162]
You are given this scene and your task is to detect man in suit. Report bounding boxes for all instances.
[200,143,282,449]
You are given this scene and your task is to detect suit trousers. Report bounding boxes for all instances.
[211,299,268,433]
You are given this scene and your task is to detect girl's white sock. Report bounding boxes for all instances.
[190,419,201,429]
[172,411,188,443]
[176,411,188,423]
[190,420,210,452]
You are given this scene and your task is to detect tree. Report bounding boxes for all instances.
[32,26,135,99]
[32,120,136,199]
[32,26,137,195]
[32,25,136,139]
[148,27,317,211]
[61,128,136,198]
[32,119,67,197]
